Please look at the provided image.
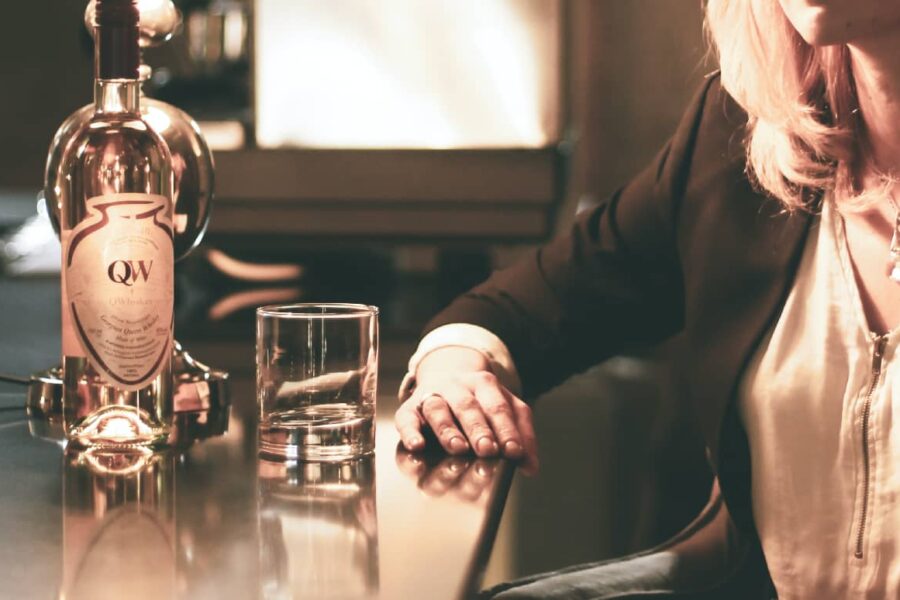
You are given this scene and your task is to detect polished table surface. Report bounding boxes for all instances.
[0,406,512,600]
[0,271,515,600]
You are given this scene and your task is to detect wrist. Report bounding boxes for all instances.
[397,323,522,403]
[416,346,491,380]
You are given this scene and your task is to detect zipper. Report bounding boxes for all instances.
[855,334,888,559]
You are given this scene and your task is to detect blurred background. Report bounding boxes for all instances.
[0,0,713,588]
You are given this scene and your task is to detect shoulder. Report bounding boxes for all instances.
[607,71,757,264]
[696,71,749,164]
[643,70,756,235]
[676,72,804,260]
[673,71,749,189]
[671,71,761,211]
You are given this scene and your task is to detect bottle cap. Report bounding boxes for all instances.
[95,0,140,79]
[95,0,140,28]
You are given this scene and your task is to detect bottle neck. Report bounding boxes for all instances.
[92,10,140,115]
[94,79,141,114]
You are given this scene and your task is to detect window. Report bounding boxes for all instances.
[254,0,562,149]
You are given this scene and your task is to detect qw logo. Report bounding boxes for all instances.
[107,260,153,286]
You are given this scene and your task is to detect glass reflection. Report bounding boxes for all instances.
[257,457,378,599]
[61,448,176,600]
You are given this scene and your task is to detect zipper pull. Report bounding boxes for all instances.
[872,335,888,376]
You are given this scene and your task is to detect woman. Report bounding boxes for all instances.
[395,1,900,598]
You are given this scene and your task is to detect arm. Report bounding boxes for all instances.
[426,75,721,397]
[396,74,730,462]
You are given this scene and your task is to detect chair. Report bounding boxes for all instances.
[480,480,774,600]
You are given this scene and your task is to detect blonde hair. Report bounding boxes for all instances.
[704,0,878,210]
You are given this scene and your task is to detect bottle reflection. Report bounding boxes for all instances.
[61,447,176,600]
[257,457,379,599]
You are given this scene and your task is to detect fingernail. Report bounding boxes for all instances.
[449,437,468,452]
[503,441,523,457]
[477,437,498,455]
[407,436,424,449]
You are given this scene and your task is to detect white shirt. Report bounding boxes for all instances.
[738,199,900,598]
[401,199,900,598]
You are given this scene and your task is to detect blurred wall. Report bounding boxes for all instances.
[561,0,710,227]
[0,1,710,199]
[0,1,93,190]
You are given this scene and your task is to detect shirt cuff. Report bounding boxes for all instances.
[398,323,522,403]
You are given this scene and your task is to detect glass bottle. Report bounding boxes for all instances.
[59,0,175,447]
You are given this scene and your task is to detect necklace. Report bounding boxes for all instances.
[888,194,900,282]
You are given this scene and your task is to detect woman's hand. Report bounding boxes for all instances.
[394,346,539,474]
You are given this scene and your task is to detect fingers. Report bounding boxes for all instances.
[420,393,470,455]
[394,401,426,452]
[394,370,540,475]
[510,397,539,475]
[440,382,499,458]
[473,374,524,459]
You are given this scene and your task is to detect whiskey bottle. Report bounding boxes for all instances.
[57,0,175,447]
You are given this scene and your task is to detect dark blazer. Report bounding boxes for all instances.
[426,73,815,543]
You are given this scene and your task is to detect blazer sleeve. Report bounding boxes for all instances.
[424,74,731,397]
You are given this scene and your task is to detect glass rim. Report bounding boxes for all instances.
[256,302,379,319]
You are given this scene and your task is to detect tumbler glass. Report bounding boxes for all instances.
[256,304,378,460]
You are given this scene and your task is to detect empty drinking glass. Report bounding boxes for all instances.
[256,304,379,460]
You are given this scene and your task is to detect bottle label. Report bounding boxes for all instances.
[63,193,174,391]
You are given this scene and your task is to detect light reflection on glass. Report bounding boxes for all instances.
[61,448,176,600]
[257,457,379,599]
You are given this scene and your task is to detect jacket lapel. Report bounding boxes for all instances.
[679,175,814,529]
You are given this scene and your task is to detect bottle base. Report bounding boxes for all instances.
[66,404,172,449]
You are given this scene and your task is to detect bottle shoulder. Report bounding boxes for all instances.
[60,116,173,176]
[56,111,175,218]
[101,115,167,144]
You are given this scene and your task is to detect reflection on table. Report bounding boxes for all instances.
[258,457,378,599]
[62,448,177,600]
[0,403,514,600]
[395,450,498,506]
